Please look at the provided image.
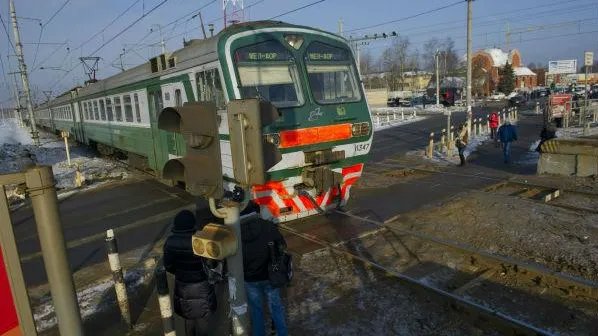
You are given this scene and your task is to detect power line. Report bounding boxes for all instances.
[72,0,142,52]
[269,0,326,20]
[345,0,465,33]
[43,0,72,28]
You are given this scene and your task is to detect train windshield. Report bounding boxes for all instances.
[306,42,361,104]
[235,40,303,108]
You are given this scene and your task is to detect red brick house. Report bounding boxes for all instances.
[472,48,537,95]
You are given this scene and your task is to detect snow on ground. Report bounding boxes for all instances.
[555,125,598,139]
[371,104,462,115]
[0,119,129,204]
[33,267,152,332]
[372,114,427,132]
[421,133,491,165]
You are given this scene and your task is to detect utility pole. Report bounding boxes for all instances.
[436,49,440,106]
[11,70,24,127]
[10,0,39,144]
[199,12,207,39]
[338,18,343,36]
[466,0,474,136]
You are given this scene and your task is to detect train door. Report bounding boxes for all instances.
[147,85,166,172]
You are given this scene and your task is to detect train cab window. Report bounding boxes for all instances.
[133,93,141,122]
[93,100,100,120]
[174,89,182,107]
[106,98,114,121]
[305,42,361,104]
[82,103,87,120]
[99,99,107,121]
[234,40,302,108]
[123,95,134,122]
[114,97,123,122]
[196,69,225,110]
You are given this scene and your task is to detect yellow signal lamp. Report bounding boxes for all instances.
[191,223,238,260]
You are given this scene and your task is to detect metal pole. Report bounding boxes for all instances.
[25,166,83,335]
[221,202,250,336]
[198,12,207,39]
[465,0,474,136]
[585,63,588,121]
[9,0,38,144]
[436,49,440,106]
[62,131,72,167]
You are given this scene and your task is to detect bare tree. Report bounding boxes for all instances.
[423,38,440,71]
[360,51,373,75]
[380,37,410,91]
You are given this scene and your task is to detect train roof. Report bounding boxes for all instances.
[41,21,344,106]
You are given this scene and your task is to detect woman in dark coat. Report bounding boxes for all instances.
[163,210,216,336]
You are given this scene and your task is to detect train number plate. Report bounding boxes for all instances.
[354,143,370,153]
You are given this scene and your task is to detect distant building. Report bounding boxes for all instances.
[361,71,432,91]
[472,48,537,95]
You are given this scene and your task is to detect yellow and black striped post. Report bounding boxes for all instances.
[106,229,131,328]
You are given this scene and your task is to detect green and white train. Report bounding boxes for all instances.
[34,20,373,222]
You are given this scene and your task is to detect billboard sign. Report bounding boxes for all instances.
[549,94,572,119]
[585,52,594,67]
[548,60,577,74]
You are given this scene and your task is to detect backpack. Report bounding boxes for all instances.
[267,231,293,288]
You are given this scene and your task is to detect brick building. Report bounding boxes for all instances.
[472,48,537,95]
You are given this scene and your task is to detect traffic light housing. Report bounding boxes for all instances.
[158,102,223,199]
[192,223,238,260]
[227,99,282,186]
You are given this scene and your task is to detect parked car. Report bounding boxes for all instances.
[509,95,526,107]
[387,97,411,107]
[488,93,506,101]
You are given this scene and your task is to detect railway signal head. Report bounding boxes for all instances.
[158,102,224,199]
[192,224,238,260]
[227,99,282,186]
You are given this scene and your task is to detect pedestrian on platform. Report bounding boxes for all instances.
[455,123,469,167]
[242,207,289,336]
[488,111,499,146]
[498,120,518,163]
[164,210,217,336]
[537,122,557,152]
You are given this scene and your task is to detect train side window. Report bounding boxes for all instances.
[174,89,182,107]
[106,98,114,121]
[196,68,225,110]
[133,93,141,122]
[86,102,92,120]
[123,95,134,122]
[114,97,123,121]
[99,99,107,121]
[93,100,100,120]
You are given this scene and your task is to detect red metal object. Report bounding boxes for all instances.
[0,246,21,336]
[549,94,572,118]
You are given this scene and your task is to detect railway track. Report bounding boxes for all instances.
[281,210,598,335]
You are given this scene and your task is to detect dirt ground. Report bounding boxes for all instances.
[391,190,598,282]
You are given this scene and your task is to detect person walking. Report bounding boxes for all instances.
[488,111,499,146]
[498,120,518,163]
[455,123,469,167]
[241,211,289,336]
[164,210,217,336]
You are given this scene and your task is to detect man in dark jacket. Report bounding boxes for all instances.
[498,120,518,163]
[164,210,216,336]
[241,213,288,336]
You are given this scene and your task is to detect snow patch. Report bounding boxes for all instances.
[33,268,152,332]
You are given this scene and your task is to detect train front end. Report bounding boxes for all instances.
[220,22,373,222]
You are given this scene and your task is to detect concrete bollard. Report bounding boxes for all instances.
[106,229,132,328]
[375,115,380,127]
[536,102,540,114]
[413,110,417,118]
[427,132,434,158]
[61,131,72,167]
[486,115,490,134]
[156,266,176,336]
[584,122,591,135]
[401,109,405,120]
[448,125,455,150]
[441,128,446,151]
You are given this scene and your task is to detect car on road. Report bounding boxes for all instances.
[509,95,526,107]
[387,97,411,107]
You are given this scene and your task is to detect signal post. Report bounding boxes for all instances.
[158,99,281,336]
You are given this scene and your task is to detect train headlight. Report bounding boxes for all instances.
[284,34,304,49]
[265,133,281,147]
[352,122,370,137]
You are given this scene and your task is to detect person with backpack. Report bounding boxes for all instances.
[241,208,290,336]
[163,210,218,336]
[498,119,518,163]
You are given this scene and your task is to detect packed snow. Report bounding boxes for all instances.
[556,125,598,139]
[0,119,129,204]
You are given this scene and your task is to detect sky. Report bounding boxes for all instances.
[1,0,597,107]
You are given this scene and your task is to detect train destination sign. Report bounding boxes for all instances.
[306,42,349,61]
[236,40,292,62]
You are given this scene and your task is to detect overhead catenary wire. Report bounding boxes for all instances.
[43,0,72,28]
[268,0,326,20]
[0,12,16,55]
[345,0,465,34]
